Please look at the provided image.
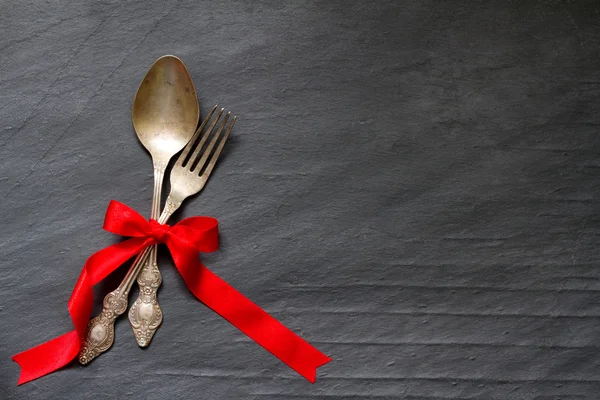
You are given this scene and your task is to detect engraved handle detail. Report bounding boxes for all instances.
[78,288,128,364]
[129,251,163,346]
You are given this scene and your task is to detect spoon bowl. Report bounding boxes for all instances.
[132,55,199,162]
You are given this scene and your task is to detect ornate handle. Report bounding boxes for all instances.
[79,287,129,364]
[128,247,163,346]
[128,164,165,346]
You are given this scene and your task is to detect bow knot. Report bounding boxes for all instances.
[148,219,169,243]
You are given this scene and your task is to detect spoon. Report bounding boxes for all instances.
[79,55,199,362]
[128,55,199,347]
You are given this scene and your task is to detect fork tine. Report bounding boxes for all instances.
[201,116,236,181]
[184,108,224,170]
[177,105,218,167]
[192,111,230,174]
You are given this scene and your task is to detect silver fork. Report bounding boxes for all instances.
[79,105,236,364]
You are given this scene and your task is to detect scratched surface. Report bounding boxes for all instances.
[1,1,600,399]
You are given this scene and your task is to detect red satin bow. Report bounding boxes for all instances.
[12,201,331,385]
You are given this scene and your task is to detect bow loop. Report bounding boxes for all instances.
[102,200,152,237]
[169,217,219,252]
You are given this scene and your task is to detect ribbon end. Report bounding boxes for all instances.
[12,330,80,385]
[12,354,36,386]
[313,355,333,383]
[301,353,333,383]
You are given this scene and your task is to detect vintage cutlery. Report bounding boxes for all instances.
[77,55,199,362]
[128,55,199,347]
[79,106,235,364]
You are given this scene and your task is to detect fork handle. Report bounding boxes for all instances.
[129,165,165,346]
[129,247,163,346]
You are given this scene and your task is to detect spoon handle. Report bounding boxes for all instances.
[129,164,165,347]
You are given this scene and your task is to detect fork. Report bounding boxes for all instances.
[79,105,236,364]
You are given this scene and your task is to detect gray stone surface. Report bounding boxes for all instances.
[1,0,600,398]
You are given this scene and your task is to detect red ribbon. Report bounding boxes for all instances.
[12,201,331,385]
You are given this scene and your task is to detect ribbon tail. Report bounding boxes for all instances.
[170,245,332,382]
[12,237,151,384]
[290,345,332,383]
[12,331,80,385]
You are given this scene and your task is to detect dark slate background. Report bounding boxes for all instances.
[1,1,599,399]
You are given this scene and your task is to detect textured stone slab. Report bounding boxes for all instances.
[1,1,599,398]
